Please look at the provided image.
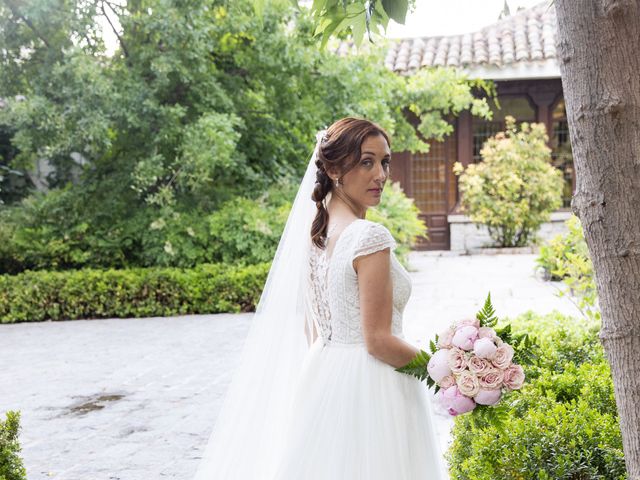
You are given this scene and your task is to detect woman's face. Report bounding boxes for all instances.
[337,134,391,208]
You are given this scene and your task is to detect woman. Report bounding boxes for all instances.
[193,118,445,479]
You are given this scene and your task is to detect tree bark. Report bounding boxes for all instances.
[555,1,640,477]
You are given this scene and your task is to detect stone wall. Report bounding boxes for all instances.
[447,211,573,253]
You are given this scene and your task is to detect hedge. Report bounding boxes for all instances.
[0,262,270,323]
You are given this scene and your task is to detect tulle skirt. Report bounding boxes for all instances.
[271,336,447,480]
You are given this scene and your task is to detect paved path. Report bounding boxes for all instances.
[0,252,581,480]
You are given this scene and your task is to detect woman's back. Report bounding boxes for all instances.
[307,218,412,345]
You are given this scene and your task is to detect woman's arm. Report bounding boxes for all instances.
[354,248,419,368]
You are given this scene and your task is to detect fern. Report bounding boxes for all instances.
[476,292,498,327]
[395,349,431,381]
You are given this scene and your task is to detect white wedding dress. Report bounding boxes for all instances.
[271,218,446,479]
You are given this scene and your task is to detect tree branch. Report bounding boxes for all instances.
[3,0,52,48]
[100,0,128,58]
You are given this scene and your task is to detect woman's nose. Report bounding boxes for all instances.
[375,162,387,181]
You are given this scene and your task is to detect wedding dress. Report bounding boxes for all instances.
[192,131,446,480]
[271,218,447,479]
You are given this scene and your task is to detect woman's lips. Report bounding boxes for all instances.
[368,188,382,194]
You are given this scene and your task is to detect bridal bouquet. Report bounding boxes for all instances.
[396,293,536,421]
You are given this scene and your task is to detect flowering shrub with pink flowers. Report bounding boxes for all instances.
[397,293,536,422]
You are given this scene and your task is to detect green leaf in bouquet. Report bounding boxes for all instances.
[476,292,498,327]
[395,349,431,381]
[470,403,509,432]
[429,339,437,354]
[511,332,540,367]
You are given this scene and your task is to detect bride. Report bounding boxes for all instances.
[193,117,446,479]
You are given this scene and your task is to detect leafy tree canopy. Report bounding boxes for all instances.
[0,0,492,270]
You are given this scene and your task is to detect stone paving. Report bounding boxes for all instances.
[0,252,582,480]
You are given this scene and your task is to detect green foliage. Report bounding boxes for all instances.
[367,181,427,268]
[453,117,564,247]
[302,0,410,48]
[206,181,295,265]
[0,262,269,323]
[0,0,492,274]
[0,411,27,480]
[536,215,599,321]
[447,311,625,480]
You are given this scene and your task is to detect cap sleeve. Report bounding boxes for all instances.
[352,221,397,262]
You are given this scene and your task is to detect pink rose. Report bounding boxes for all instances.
[474,387,502,406]
[439,375,456,389]
[503,364,525,391]
[479,368,504,390]
[439,385,476,416]
[452,325,479,351]
[427,349,452,383]
[491,344,515,370]
[437,327,455,349]
[478,326,498,341]
[456,318,480,329]
[473,337,498,360]
[447,347,469,374]
[456,370,480,397]
[467,355,492,376]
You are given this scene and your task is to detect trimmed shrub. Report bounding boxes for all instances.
[0,411,27,480]
[446,311,625,480]
[0,262,269,323]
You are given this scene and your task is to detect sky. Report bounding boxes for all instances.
[386,0,547,38]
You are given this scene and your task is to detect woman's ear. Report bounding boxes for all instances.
[326,166,340,181]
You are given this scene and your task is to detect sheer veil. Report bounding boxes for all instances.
[192,130,325,480]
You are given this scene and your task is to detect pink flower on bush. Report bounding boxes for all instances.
[467,355,492,376]
[474,387,502,406]
[437,328,455,349]
[447,347,469,374]
[478,368,504,390]
[427,349,452,383]
[491,344,515,370]
[503,364,525,391]
[451,325,479,351]
[439,385,476,416]
[473,337,498,360]
[456,371,480,397]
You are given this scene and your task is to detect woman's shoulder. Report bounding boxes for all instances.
[358,219,393,236]
[352,219,396,254]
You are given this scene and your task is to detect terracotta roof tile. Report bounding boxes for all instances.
[340,2,559,79]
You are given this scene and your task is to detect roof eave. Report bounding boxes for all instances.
[459,59,560,81]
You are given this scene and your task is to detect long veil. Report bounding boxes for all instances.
[192,131,324,480]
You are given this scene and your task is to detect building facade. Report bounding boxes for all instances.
[380,3,573,250]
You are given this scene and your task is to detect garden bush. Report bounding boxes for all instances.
[446,311,625,480]
[535,215,599,321]
[453,117,564,247]
[0,262,269,323]
[0,411,26,480]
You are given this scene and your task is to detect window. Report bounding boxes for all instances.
[472,96,536,163]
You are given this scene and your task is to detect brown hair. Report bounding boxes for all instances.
[310,117,390,249]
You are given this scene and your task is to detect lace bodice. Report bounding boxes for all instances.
[306,219,412,345]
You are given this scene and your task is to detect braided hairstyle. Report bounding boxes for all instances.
[311,117,390,249]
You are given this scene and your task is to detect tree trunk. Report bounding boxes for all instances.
[555,1,640,477]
